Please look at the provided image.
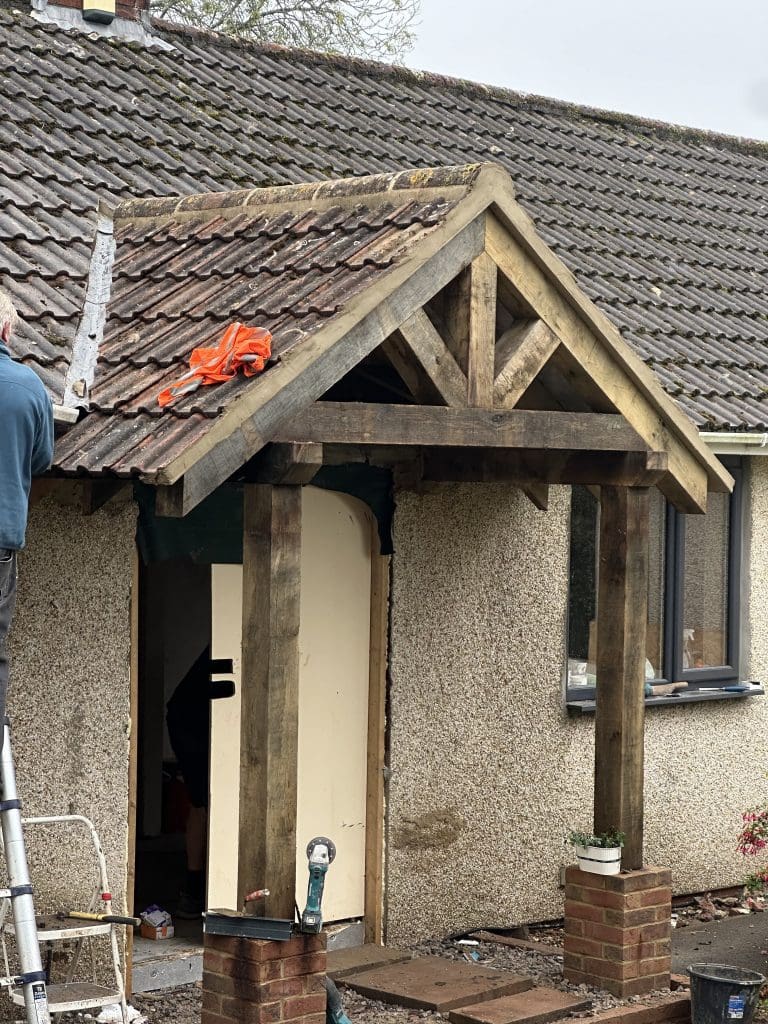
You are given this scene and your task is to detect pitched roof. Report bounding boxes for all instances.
[54,170,471,475]
[2,2,768,430]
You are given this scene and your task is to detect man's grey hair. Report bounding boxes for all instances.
[0,290,19,336]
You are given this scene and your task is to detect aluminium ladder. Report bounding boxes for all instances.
[0,720,129,1023]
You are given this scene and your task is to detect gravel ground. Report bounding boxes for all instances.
[128,933,678,1024]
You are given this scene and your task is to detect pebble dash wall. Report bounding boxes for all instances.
[7,494,136,932]
[386,470,768,944]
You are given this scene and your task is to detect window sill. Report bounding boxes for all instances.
[566,684,764,714]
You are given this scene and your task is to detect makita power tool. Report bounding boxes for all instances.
[300,837,336,934]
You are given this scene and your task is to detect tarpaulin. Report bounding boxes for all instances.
[158,322,272,408]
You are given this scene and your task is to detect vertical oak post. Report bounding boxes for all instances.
[467,251,497,408]
[239,484,302,918]
[594,485,649,870]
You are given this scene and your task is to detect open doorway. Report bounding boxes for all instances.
[131,481,386,969]
[135,558,213,944]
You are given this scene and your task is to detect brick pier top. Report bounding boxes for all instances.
[564,865,672,998]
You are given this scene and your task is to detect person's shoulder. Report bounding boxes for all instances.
[1,360,51,406]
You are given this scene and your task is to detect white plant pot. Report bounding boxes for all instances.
[574,845,623,875]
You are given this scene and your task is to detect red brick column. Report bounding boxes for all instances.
[564,866,671,997]
[202,930,327,1024]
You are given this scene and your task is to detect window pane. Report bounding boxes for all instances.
[567,487,597,689]
[567,486,666,690]
[682,493,729,669]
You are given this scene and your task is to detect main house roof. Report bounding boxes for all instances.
[2,1,768,432]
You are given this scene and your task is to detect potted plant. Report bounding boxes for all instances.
[568,828,626,875]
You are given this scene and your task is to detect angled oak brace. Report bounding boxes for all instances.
[493,320,560,409]
[395,309,468,406]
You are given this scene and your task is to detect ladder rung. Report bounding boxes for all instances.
[11,982,121,1012]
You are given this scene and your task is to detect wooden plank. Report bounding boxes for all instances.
[467,251,497,407]
[493,320,560,409]
[485,214,718,511]
[594,486,649,870]
[239,485,302,918]
[397,309,469,406]
[247,442,323,485]
[274,403,648,452]
[125,549,140,997]
[152,212,488,515]
[364,537,390,944]
[422,450,668,487]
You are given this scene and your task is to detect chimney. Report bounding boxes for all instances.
[30,0,161,38]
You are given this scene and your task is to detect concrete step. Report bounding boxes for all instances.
[131,936,202,993]
[328,943,412,979]
[342,955,533,1012]
[448,987,592,1024]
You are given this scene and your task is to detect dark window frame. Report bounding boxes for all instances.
[565,457,744,701]
[663,457,743,687]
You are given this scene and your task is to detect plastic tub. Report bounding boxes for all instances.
[689,964,765,1024]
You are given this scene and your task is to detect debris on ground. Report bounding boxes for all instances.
[672,890,766,927]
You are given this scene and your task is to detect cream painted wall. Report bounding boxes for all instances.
[208,564,243,910]
[386,470,768,944]
[208,487,373,920]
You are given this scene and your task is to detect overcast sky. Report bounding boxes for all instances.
[406,0,768,142]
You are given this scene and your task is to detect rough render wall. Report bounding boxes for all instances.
[7,495,135,928]
[386,471,768,944]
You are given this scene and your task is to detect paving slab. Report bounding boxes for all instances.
[342,955,533,1011]
[327,943,412,980]
[448,987,592,1024]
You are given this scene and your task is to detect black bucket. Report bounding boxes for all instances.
[689,964,766,1024]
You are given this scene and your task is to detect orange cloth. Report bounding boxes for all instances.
[158,322,272,408]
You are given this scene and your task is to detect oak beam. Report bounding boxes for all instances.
[273,403,648,452]
[494,320,560,409]
[246,442,323,485]
[422,450,668,486]
[396,309,469,406]
[467,251,497,407]
[594,485,649,870]
[239,484,302,918]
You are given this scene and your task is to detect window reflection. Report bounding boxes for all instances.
[681,492,729,670]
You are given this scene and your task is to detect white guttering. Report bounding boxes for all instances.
[700,431,768,456]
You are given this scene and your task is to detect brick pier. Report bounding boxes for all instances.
[202,930,327,1024]
[564,866,672,997]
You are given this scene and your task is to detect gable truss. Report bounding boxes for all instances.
[154,169,731,517]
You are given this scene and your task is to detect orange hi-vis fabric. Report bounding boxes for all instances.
[158,322,272,408]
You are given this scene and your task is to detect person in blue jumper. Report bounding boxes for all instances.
[0,290,54,733]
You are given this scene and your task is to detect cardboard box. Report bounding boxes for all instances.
[140,922,175,940]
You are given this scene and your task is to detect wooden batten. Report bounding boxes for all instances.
[364,538,390,943]
[594,486,649,870]
[238,484,302,918]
